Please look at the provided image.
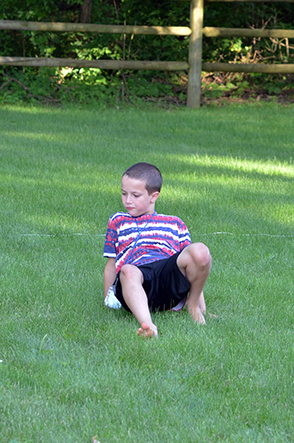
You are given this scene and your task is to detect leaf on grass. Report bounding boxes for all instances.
[208,313,219,319]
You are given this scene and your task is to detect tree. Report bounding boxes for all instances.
[79,0,92,23]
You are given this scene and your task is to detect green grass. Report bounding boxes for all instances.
[0,102,293,443]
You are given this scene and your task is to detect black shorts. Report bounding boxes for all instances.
[114,252,191,312]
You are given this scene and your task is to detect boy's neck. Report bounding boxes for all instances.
[132,211,155,217]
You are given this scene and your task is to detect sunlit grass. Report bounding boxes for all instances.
[167,153,294,175]
[0,103,293,443]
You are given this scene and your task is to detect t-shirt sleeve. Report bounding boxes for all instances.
[103,217,117,258]
[178,219,191,249]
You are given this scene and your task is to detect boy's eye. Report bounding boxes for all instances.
[133,194,140,198]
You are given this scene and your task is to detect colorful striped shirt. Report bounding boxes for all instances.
[103,211,191,273]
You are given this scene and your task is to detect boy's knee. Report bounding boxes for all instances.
[120,264,142,282]
[189,243,211,268]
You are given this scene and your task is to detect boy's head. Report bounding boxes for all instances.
[122,162,162,195]
[121,163,162,217]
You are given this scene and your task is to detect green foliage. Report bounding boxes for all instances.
[0,1,294,105]
[201,71,294,104]
[0,66,181,107]
[203,3,294,63]
[1,65,294,107]
[2,0,292,64]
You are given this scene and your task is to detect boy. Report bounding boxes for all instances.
[103,162,212,337]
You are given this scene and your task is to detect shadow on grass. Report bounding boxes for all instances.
[0,105,292,253]
[1,105,293,164]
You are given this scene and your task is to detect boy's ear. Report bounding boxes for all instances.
[150,191,160,203]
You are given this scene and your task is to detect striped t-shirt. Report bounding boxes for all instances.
[103,211,191,273]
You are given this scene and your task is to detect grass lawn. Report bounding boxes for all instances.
[0,102,293,443]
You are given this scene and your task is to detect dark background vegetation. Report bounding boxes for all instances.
[1,0,294,106]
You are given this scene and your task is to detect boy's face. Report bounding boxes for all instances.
[121,175,159,217]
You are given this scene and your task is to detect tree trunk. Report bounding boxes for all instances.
[79,0,92,24]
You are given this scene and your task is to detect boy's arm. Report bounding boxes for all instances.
[103,258,116,299]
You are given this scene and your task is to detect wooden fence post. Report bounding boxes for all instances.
[187,0,204,108]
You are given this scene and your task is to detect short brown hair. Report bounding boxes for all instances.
[122,162,162,194]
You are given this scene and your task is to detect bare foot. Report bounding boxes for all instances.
[137,322,158,338]
[187,306,206,325]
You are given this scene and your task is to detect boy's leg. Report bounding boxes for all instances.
[119,264,158,337]
[176,243,212,324]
